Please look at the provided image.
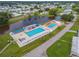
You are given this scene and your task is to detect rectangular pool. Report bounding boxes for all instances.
[48,23,57,28]
[25,28,45,37]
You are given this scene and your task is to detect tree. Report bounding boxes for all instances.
[48,8,61,16]
[73,7,79,13]
[0,12,12,25]
[45,8,50,11]
[33,12,40,16]
[38,9,43,13]
[61,13,74,22]
[72,4,79,13]
[33,12,40,20]
[34,5,39,9]
[30,8,33,11]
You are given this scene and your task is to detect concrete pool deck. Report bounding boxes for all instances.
[10,25,50,47]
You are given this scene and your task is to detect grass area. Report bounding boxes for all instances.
[0,26,64,57]
[9,15,28,24]
[0,33,12,51]
[71,16,79,31]
[47,32,75,57]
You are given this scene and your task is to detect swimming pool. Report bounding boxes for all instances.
[25,28,45,37]
[48,23,57,28]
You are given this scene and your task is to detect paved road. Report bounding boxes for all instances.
[23,22,74,57]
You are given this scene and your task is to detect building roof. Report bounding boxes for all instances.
[72,37,79,56]
[71,30,79,56]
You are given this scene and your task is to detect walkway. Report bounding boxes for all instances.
[23,22,74,57]
[68,30,77,33]
[0,41,13,54]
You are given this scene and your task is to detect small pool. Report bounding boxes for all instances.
[25,28,45,37]
[48,23,57,28]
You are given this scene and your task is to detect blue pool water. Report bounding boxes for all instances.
[25,28,45,37]
[48,23,57,28]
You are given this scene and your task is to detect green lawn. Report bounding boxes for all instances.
[0,26,64,57]
[9,15,28,24]
[0,33,12,51]
[47,32,75,57]
[71,21,79,31]
[71,16,79,31]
